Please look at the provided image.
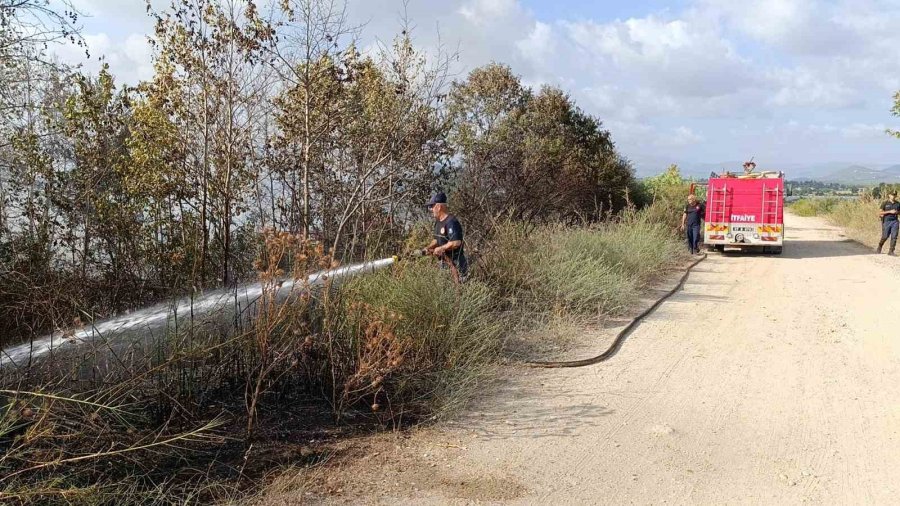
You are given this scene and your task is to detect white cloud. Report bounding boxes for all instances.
[52,31,154,85]
[40,0,900,165]
[515,21,556,68]
[656,126,705,147]
[841,123,890,140]
[564,15,755,99]
[766,67,859,108]
[458,0,522,26]
[698,0,861,56]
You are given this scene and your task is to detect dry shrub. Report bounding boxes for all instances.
[325,261,505,423]
[0,386,229,504]
[245,229,335,436]
[334,302,408,416]
[0,230,506,503]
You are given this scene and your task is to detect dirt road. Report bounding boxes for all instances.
[303,211,900,505]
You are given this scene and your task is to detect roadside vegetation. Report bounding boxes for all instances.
[0,210,685,505]
[0,1,689,504]
[828,199,882,248]
[788,197,840,217]
[789,197,882,248]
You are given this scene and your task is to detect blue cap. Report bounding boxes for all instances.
[427,192,447,208]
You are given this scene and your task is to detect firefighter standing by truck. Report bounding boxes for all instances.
[423,192,468,282]
[877,192,900,256]
[680,194,706,255]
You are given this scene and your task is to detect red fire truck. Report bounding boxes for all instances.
[702,168,785,254]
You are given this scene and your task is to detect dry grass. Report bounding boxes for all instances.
[790,196,882,249]
[826,198,882,248]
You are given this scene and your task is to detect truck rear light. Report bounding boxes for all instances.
[761,237,778,242]
[710,235,725,240]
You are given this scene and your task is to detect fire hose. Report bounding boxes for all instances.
[526,253,708,368]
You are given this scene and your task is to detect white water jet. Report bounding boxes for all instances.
[0,257,396,369]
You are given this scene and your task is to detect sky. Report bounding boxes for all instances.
[54,0,900,173]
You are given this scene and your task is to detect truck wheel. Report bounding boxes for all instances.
[770,246,783,255]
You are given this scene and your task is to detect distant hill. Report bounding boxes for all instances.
[880,164,900,176]
[818,165,900,185]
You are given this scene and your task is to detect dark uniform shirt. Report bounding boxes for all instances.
[684,202,706,228]
[882,201,900,222]
[433,215,468,275]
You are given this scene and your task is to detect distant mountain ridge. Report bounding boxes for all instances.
[880,164,900,176]
[817,165,900,185]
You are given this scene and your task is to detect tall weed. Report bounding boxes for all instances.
[827,198,881,247]
[481,210,686,318]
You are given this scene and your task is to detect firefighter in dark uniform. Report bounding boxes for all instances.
[424,192,468,281]
[877,191,900,255]
[680,194,706,255]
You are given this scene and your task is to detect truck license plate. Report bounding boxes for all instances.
[732,226,754,232]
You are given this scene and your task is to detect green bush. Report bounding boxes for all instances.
[637,164,697,231]
[789,197,839,217]
[537,230,639,315]
[594,212,686,283]
[480,211,686,317]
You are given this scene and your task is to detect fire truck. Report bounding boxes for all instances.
[702,163,785,254]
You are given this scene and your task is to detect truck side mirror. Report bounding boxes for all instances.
[786,184,793,197]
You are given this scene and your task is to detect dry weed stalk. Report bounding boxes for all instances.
[338,302,409,418]
[0,388,226,502]
[245,229,334,438]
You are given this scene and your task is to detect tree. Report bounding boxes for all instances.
[643,164,686,198]
[265,0,352,239]
[147,0,273,287]
[448,63,528,232]
[1,0,84,141]
[889,90,900,139]
[126,86,192,290]
[56,67,138,294]
[448,64,634,235]
[273,28,452,259]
